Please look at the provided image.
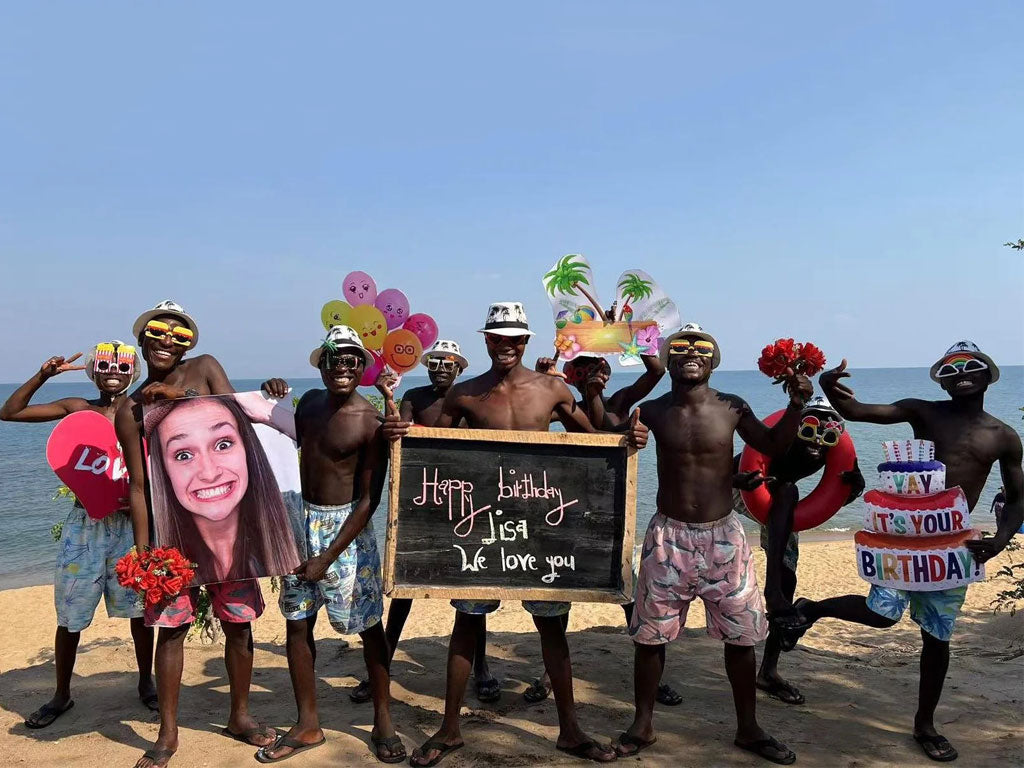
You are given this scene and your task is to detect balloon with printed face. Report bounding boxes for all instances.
[347,304,387,350]
[374,289,410,330]
[359,349,384,387]
[320,300,352,331]
[342,271,378,306]
[402,313,438,349]
[382,329,423,374]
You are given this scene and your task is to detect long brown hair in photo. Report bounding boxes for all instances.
[147,396,301,585]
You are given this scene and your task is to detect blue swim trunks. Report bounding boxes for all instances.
[867,585,968,642]
[279,501,383,635]
[55,507,143,632]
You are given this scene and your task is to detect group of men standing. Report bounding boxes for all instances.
[2,297,1020,767]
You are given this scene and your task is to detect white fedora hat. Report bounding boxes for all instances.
[310,325,373,369]
[477,301,534,337]
[421,339,469,370]
[132,300,200,349]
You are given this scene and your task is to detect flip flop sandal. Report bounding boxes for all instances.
[756,679,806,706]
[523,678,550,703]
[140,692,160,712]
[255,734,327,764]
[475,677,502,703]
[734,736,796,765]
[370,734,407,764]
[349,679,372,703]
[24,700,74,729]
[614,732,657,757]
[221,725,277,747]
[140,747,176,767]
[914,732,959,762]
[410,739,464,767]
[556,739,617,763]
[656,682,683,706]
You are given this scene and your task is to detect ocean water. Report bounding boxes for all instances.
[1,366,1020,589]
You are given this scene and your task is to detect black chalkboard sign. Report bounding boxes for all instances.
[384,428,638,603]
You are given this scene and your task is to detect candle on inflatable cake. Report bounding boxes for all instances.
[854,439,984,591]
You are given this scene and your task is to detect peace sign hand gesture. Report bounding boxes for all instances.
[40,353,85,379]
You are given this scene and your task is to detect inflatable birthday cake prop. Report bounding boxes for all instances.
[541,254,680,366]
[854,439,983,591]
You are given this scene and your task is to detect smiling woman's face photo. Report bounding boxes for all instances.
[157,399,249,524]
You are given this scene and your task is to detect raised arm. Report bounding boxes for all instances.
[0,355,89,422]
[115,401,151,550]
[553,380,597,433]
[736,374,813,457]
[606,354,665,419]
[820,360,922,425]
[968,430,1024,563]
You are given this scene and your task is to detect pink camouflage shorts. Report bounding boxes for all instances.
[629,512,767,646]
[145,579,265,629]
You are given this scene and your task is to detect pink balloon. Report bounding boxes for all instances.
[360,349,384,387]
[374,288,410,330]
[342,271,377,306]
[403,313,438,348]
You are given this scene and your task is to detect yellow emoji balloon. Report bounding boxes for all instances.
[321,300,351,331]
[348,304,388,351]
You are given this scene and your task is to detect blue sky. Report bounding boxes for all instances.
[1,2,1021,381]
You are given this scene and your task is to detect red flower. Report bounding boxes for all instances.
[162,576,185,597]
[757,338,797,378]
[798,342,826,376]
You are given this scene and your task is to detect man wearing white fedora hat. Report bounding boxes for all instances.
[116,301,280,767]
[255,325,404,764]
[787,341,1022,763]
[384,302,648,766]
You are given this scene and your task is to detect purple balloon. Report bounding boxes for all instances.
[403,313,438,348]
[374,288,410,330]
[342,271,377,306]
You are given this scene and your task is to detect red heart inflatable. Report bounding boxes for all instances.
[46,410,128,520]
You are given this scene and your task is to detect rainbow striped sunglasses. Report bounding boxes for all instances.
[144,320,194,347]
[669,339,715,357]
[935,354,987,378]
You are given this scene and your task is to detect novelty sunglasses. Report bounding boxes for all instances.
[94,343,135,375]
[668,339,715,357]
[144,321,195,347]
[426,357,459,372]
[797,415,844,447]
[935,355,988,378]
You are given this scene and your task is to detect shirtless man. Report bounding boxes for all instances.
[732,396,865,705]
[351,340,504,705]
[532,351,683,706]
[616,323,810,765]
[255,324,403,764]
[385,302,648,766]
[115,301,276,768]
[785,342,1023,762]
[1,343,156,728]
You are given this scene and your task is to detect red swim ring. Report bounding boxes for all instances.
[739,409,857,532]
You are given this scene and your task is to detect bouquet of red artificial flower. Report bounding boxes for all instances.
[116,546,196,606]
[757,339,827,382]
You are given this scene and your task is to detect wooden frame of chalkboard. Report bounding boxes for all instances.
[384,428,638,603]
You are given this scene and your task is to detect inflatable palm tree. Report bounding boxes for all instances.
[616,272,654,320]
[544,254,605,319]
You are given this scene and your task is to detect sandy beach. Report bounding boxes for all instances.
[1,540,1021,767]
